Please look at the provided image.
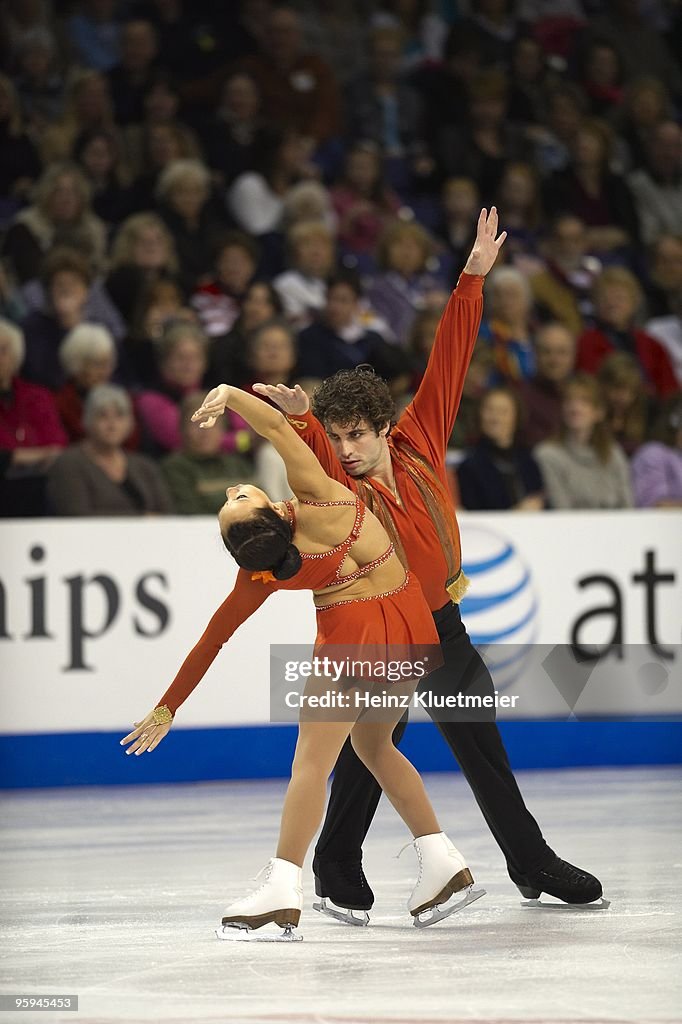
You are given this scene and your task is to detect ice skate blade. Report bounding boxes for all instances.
[412,885,486,928]
[215,922,303,942]
[312,897,370,927]
[520,897,611,911]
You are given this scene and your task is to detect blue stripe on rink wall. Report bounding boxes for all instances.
[1,720,681,789]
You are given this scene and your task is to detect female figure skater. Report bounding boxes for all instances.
[121,382,484,939]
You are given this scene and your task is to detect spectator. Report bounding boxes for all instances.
[516,321,576,448]
[123,70,201,180]
[280,181,336,235]
[46,384,172,516]
[20,248,101,389]
[67,0,121,73]
[73,127,134,228]
[406,304,447,394]
[226,128,316,237]
[366,220,448,346]
[534,373,633,509]
[495,161,544,259]
[297,272,408,382]
[461,0,519,68]
[618,76,673,172]
[156,158,226,292]
[54,323,130,444]
[161,392,256,515]
[597,352,655,457]
[435,177,479,281]
[458,386,544,512]
[241,319,298,394]
[631,396,682,508]
[345,25,426,190]
[199,71,266,186]
[330,141,401,267]
[297,0,369,87]
[237,5,341,145]
[479,265,536,383]
[207,281,284,387]
[120,275,186,388]
[0,73,42,216]
[415,22,481,155]
[128,119,200,210]
[39,70,117,164]
[578,38,624,119]
[107,19,160,125]
[544,118,640,254]
[585,0,682,99]
[192,233,259,339]
[530,214,600,336]
[273,221,336,325]
[436,70,525,199]
[577,267,678,398]
[135,321,250,456]
[531,83,587,177]
[628,122,682,246]
[506,34,551,126]
[13,28,63,133]
[0,317,66,515]
[644,234,682,387]
[2,162,107,284]
[105,211,179,322]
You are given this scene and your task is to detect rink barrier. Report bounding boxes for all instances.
[1,719,681,789]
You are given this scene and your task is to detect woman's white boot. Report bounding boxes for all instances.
[407,832,485,927]
[217,857,303,942]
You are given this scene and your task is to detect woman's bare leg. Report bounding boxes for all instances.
[350,716,440,839]
[276,718,355,866]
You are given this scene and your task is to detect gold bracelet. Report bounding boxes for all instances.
[152,705,174,726]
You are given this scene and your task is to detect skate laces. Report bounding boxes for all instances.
[239,859,274,903]
[396,839,416,860]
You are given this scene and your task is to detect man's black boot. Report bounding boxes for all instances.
[510,855,603,904]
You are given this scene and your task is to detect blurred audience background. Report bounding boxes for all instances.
[1,0,680,516]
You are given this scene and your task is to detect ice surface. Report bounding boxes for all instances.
[1,767,680,1023]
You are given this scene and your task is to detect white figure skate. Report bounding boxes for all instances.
[406,832,486,928]
[216,858,304,942]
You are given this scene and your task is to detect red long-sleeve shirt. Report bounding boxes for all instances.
[157,273,483,714]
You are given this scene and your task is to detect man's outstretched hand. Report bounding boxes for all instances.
[252,382,309,415]
[463,207,507,277]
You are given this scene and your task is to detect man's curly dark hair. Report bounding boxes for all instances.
[311,367,395,434]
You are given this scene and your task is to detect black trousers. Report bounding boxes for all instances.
[315,601,554,878]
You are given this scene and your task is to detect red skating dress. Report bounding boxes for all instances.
[156,494,440,715]
[277,496,439,653]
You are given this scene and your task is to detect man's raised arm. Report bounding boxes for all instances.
[399,208,506,467]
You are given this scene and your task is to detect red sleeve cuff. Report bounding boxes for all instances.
[286,410,318,432]
[455,272,485,298]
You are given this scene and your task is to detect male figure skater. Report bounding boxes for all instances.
[255,208,603,914]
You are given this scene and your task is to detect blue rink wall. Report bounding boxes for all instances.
[1,720,681,789]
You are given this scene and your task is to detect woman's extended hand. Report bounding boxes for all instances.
[191,385,231,428]
[120,710,173,755]
[252,382,309,415]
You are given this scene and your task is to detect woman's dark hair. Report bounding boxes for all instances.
[213,229,260,267]
[222,506,302,580]
[244,280,284,315]
[327,268,362,299]
[312,367,395,434]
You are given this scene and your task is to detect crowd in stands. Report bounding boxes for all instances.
[1,0,681,517]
